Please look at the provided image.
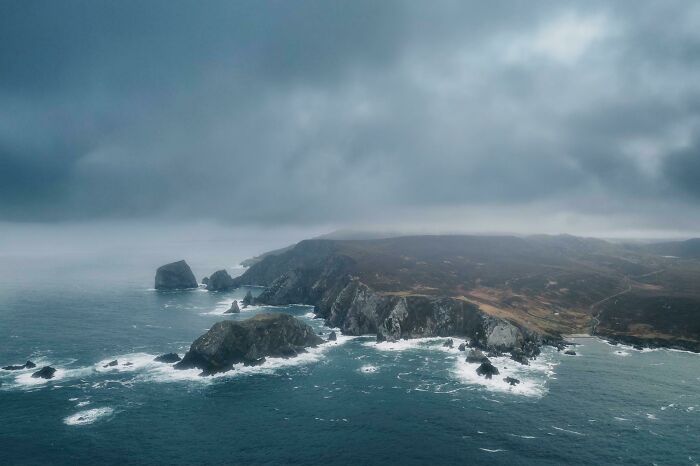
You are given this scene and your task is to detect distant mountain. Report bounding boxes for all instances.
[638,238,700,259]
[233,234,700,352]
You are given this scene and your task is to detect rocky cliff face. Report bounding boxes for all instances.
[175,313,323,375]
[155,260,198,290]
[232,241,542,354]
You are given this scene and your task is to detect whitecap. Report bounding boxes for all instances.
[479,448,506,453]
[64,407,114,426]
[551,426,585,436]
[359,365,378,374]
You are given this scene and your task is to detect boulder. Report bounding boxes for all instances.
[31,366,56,379]
[103,360,118,367]
[442,338,454,348]
[242,290,254,307]
[154,353,181,363]
[155,260,198,290]
[225,300,241,314]
[2,360,35,371]
[458,343,466,351]
[504,376,520,386]
[510,348,530,365]
[328,331,337,342]
[476,361,500,379]
[206,269,236,291]
[564,350,576,356]
[466,349,488,363]
[175,313,323,375]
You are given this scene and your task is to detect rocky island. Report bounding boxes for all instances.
[231,235,700,356]
[175,313,323,375]
[155,260,198,290]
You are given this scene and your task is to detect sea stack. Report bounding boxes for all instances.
[225,300,241,314]
[206,269,235,291]
[155,260,198,290]
[175,313,323,375]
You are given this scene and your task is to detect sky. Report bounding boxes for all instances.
[1,1,700,240]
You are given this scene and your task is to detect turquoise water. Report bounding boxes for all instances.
[1,254,699,465]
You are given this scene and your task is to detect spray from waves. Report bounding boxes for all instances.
[3,314,356,390]
[64,407,114,426]
[363,336,558,397]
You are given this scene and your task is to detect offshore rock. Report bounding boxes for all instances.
[328,331,337,341]
[154,353,181,363]
[31,366,56,379]
[175,313,323,375]
[155,260,198,290]
[504,376,520,386]
[242,290,254,307]
[206,269,235,291]
[476,361,500,379]
[225,300,241,314]
[2,360,35,371]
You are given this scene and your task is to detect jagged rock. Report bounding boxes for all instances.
[155,260,198,290]
[442,338,454,348]
[242,290,254,307]
[510,348,530,365]
[175,313,323,375]
[31,366,56,379]
[103,360,118,367]
[458,342,466,351]
[328,331,337,341]
[466,349,489,363]
[206,269,235,291]
[564,350,576,355]
[633,344,644,351]
[202,277,210,286]
[2,360,35,371]
[476,361,500,379]
[225,300,240,314]
[124,362,133,366]
[154,353,181,363]
[504,376,520,386]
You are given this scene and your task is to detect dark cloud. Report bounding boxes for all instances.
[1,0,700,233]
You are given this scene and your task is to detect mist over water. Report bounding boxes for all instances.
[1,234,699,465]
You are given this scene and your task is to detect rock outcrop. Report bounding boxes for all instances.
[466,349,488,363]
[154,353,181,363]
[242,290,254,307]
[476,361,499,379]
[155,260,198,290]
[103,360,118,367]
[328,331,337,341]
[175,313,324,375]
[206,269,235,291]
[31,366,56,379]
[2,360,35,371]
[225,300,240,314]
[504,376,520,386]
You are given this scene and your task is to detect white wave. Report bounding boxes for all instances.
[453,349,557,397]
[359,365,378,374]
[76,401,91,407]
[614,350,630,357]
[479,448,506,453]
[363,337,450,352]
[64,407,114,426]
[552,426,585,436]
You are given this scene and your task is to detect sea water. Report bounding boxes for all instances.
[1,251,699,465]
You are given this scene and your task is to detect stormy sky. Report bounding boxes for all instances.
[2,1,700,238]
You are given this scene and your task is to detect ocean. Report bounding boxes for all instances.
[1,246,699,465]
